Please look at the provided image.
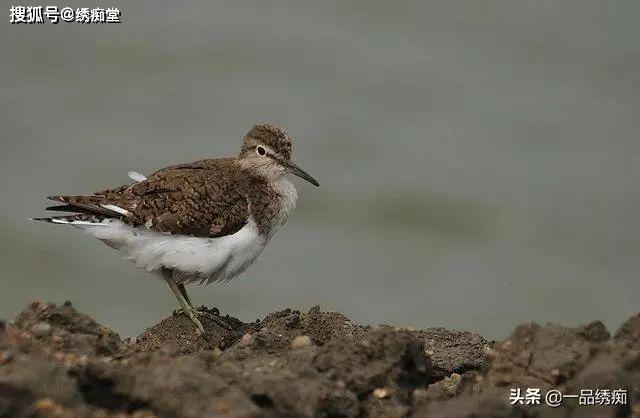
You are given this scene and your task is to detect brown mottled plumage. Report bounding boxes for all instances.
[44,125,306,237]
[49,159,263,236]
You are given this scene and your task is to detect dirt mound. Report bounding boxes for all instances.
[0,302,638,417]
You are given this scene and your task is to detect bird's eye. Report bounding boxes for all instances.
[256,146,266,156]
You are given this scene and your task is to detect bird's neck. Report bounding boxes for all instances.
[270,176,298,227]
[244,174,298,239]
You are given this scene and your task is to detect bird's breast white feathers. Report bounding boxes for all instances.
[77,218,266,285]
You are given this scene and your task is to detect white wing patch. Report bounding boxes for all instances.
[59,219,110,226]
[100,204,132,217]
[50,218,70,224]
[128,171,147,183]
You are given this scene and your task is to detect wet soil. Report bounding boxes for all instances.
[0,302,638,417]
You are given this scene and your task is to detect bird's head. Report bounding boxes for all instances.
[239,124,319,186]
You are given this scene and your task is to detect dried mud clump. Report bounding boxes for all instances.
[0,302,638,418]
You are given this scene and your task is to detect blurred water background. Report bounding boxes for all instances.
[2,1,639,339]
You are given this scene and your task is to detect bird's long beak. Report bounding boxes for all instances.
[284,161,319,187]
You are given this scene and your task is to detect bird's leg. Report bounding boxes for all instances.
[165,275,205,334]
[178,283,192,306]
[175,281,234,331]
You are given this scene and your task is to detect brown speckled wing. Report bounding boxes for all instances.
[48,159,250,238]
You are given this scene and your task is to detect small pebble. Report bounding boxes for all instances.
[63,300,73,307]
[373,388,391,399]
[291,335,313,349]
[32,322,52,336]
[32,398,63,415]
[239,333,253,346]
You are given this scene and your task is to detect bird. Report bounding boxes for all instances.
[30,124,319,333]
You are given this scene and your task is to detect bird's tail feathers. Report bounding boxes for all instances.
[29,214,110,226]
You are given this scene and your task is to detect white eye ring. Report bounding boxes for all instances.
[256,146,266,156]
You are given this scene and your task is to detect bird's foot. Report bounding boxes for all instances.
[197,311,234,330]
[174,306,205,335]
[173,306,233,331]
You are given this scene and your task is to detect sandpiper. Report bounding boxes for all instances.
[31,124,319,333]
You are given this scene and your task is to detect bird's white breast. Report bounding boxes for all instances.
[79,218,267,285]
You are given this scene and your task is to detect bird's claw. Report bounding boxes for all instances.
[196,311,234,330]
[185,308,205,335]
[174,307,233,331]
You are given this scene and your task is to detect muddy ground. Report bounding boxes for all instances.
[0,302,638,418]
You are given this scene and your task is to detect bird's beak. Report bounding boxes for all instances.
[284,161,319,187]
